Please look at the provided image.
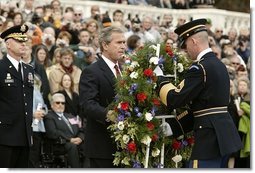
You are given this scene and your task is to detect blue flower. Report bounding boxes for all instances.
[131,83,138,91]
[182,139,188,147]
[125,111,131,117]
[134,107,139,113]
[158,55,165,64]
[133,161,142,168]
[136,112,142,117]
[118,114,125,121]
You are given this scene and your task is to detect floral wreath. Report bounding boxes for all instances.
[107,43,194,168]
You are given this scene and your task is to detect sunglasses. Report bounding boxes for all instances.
[74,13,82,16]
[231,62,240,65]
[55,101,65,105]
[216,30,223,33]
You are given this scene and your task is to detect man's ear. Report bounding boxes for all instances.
[102,41,108,50]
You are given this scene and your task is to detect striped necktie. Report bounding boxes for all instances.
[114,64,121,78]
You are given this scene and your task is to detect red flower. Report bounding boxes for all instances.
[146,122,155,130]
[121,102,129,111]
[172,139,182,150]
[152,134,159,142]
[165,45,174,57]
[152,98,161,106]
[127,141,137,153]
[144,68,153,77]
[186,136,195,145]
[136,93,147,102]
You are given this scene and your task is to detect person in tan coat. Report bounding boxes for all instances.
[48,47,81,94]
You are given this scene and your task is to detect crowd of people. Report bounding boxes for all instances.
[0,0,250,168]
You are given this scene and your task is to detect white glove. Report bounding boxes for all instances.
[153,65,164,76]
[161,122,173,137]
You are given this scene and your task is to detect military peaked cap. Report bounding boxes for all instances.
[174,18,207,48]
[0,24,29,42]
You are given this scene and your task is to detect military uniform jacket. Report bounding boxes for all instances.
[0,56,34,146]
[165,52,242,160]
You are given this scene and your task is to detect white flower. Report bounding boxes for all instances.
[130,61,140,68]
[122,134,130,144]
[125,59,131,64]
[172,154,182,163]
[149,56,159,65]
[145,112,153,121]
[151,148,160,157]
[177,63,184,73]
[141,135,151,145]
[130,71,138,79]
[117,121,124,130]
[149,45,157,50]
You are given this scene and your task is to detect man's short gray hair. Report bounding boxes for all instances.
[51,93,65,104]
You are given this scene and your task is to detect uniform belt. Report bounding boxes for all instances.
[193,106,228,118]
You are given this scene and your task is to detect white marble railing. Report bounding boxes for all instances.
[29,0,250,33]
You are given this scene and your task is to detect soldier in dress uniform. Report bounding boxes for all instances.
[0,24,34,167]
[157,19,242,168]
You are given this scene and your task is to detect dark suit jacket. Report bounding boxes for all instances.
[44,110,84,142]
[79,57,117,159]
[165,52,242,160]
[57,90,80,117]
[0,56,34,146]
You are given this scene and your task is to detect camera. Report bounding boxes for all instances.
[133,23,140,32]
[94,14,100,21]
[125,24,130,30]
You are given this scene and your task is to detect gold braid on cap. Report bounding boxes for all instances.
[179,24,205,38]
[5,33,28,41]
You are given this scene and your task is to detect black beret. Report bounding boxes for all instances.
[0,24,29,42]
[174,18,207,49]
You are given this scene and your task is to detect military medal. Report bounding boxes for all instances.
[5,73,14,84]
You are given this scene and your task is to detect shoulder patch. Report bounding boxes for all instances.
[189,65,199,70]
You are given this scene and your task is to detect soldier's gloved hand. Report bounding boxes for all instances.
[156,76,171,95]
[160,122,173,137]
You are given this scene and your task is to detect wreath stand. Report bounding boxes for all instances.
[144,44,178,168]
